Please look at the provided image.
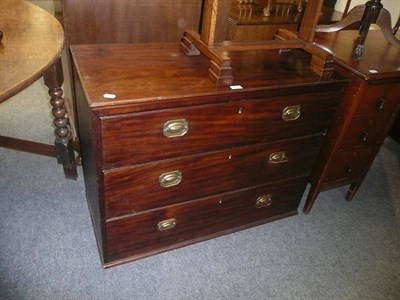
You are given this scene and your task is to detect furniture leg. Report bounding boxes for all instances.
[345,179,364,201]
[303,183,321,214]
[44,58,77,180]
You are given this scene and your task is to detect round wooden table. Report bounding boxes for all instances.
[0,0,77,179]
[0,0,64,102]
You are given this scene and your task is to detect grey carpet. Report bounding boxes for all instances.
[1,136,400,299]
[0,79,53,144]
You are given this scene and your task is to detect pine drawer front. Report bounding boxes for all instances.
[103,136,321,218]
[338,114,392,150]
[324,147,375,182]
[354,83,400,116]
[105,177,308,264]
[100,93,339,168]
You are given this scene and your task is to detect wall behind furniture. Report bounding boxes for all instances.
[55,0,203,45]
[29,0,54,13]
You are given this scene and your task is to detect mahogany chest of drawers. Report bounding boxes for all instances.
[71,44,346,267]
[304,30,400,213]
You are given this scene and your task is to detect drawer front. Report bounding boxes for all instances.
[355,83,400,116]
[338,114,391,150]
[100,92,339,167]
[105,177,307,263]
[104,136,321,218]
[324,147,375,182]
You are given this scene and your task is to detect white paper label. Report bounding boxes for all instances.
[103,93,117,99]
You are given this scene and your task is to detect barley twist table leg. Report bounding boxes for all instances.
[44,58,77,180]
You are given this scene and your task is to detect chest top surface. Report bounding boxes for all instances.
[313,30,400,80]
[70,43,345,108]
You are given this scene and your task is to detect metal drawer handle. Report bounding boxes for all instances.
[269,151,289,164]
[282,106,301,121]
[157,218,177,231]
[359,130,369,143]
[376,97,386,111]
[345,163,353,174]
[163,119,188,138]
[159,170,182,188]
[255,195,272,208]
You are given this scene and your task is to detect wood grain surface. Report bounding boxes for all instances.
[0,0,64,103]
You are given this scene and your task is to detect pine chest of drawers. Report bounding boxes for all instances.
[71,44,346,267]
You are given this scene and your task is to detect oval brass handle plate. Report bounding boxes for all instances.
[157,218,177,231]
[159,170,182,188]
[163,119,189,138]
[255,195,272,208]
[282,106,301,121]
[269,151,289,164]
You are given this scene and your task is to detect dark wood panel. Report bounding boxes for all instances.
[74,66,107,255]
[354,82,400,116]
[100,92,340,167]
[337,114,391,150]
[58,0,203,45]
[103,136,321,218]
[323,147,375,182]
[105,177,307,264]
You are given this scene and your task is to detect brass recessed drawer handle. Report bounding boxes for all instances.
[359,130,369,143]
[282,105,301,121]
[159,170,182,188]
[376,97,386,111]
[163,119,189,138]
[157,218,177,231]
[269,151,289,164]
[255,195,272,208]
